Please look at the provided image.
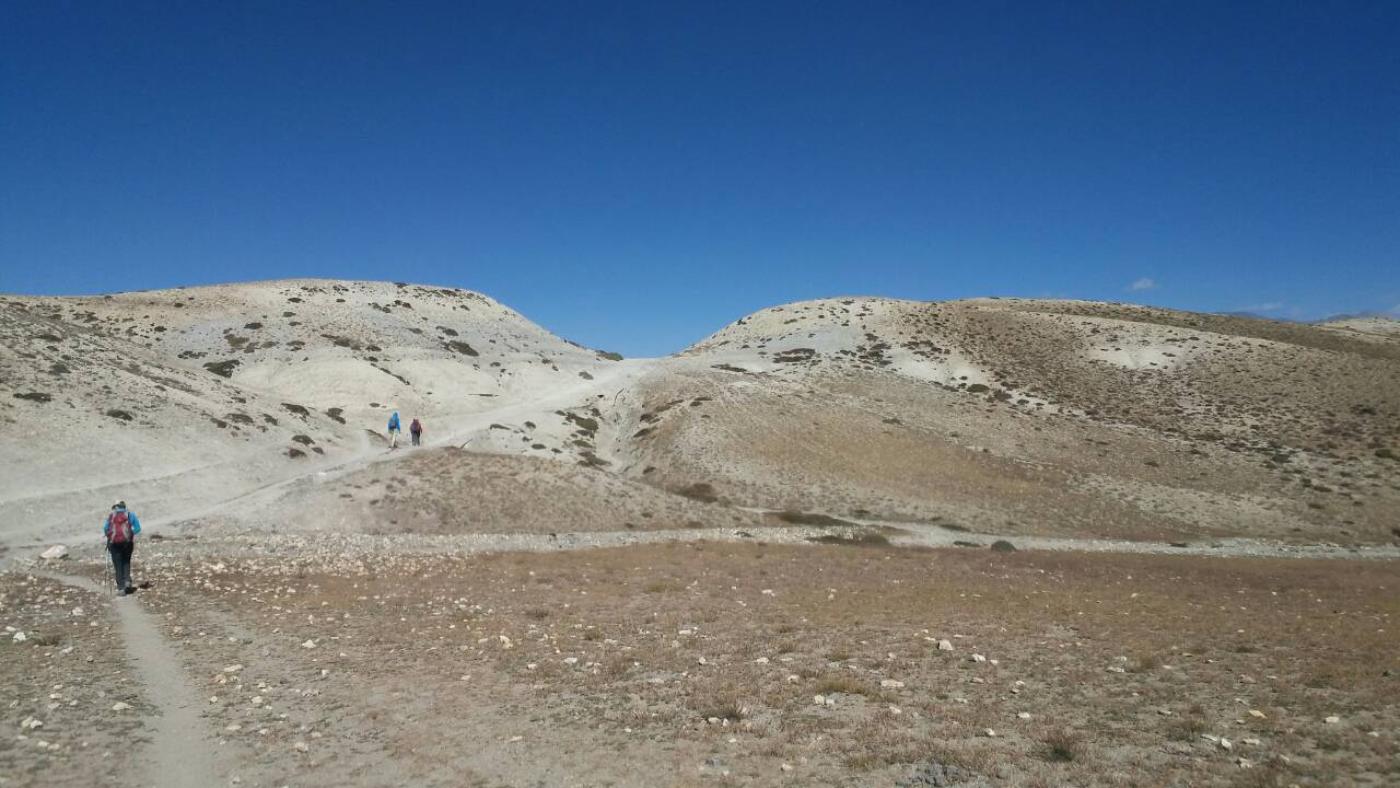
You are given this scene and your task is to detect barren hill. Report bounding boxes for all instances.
[625,297,1400,542]
[3,284,1397,548]
[0,280,631,542]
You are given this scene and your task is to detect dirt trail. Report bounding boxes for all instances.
[40,572,222,788]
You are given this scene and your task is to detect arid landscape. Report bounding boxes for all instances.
[2,280,1397,787]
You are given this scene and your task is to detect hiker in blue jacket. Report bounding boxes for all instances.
[387,410,402,448]
[102,501,141,594]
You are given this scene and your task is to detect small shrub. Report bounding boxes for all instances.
[675,482,719,503]
[1039,729,1084,763]
[813,674,869,696]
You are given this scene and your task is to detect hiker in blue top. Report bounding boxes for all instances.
[387,410,402,449]
[102,501,141,595]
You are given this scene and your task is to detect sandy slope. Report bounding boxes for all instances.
[0,280,626,545]
[3,283,1398,549]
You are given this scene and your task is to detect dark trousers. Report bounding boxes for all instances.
[108,542,134,591]
[411,431,421,446]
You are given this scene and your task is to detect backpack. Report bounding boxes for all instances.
[108,511,133,544]
[410,419,421,433]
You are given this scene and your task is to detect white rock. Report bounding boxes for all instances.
[1219,738,1232,751]
[300,639,316,649]
[250,696,264,707]
[1017,712,1031,720]
[112,702,131,712]
[224,664,244,673]
[971,654,987,663]
[40,545,69,560]
[880,679,905,689]
[12,631,26,642]
[1248,709,1266,719]
[1324,715,1340,724]
[813,695,826,706]
[755,657,769,664]
[984,728,997,737]
[225,724,242,733]
[293,741,309,753]
[937,639,954,651]
[20,717,43,730]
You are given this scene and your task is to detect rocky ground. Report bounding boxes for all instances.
[8,540,1397,787]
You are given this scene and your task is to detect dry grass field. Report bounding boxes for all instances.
[22,541,1386,787]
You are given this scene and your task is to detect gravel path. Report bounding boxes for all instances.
[38,571,223,788]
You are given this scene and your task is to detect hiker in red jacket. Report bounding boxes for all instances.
[102,501,141,595]
[410,417,423,446]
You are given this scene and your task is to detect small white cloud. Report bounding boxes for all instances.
[1240,302,1284,313]
[1127,277,1157,292]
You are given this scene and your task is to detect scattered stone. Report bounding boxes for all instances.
[881,679,905,689]
[897,759,973,788]
[989,540,1016,552]
[1325,715,1341,724]
[112,702,131,712]
[1248,709,1266,719]
[937,639,954,651]
[971,654,987,663]
[40,545,69,560]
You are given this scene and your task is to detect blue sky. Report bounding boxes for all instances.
[2,2,1397,355]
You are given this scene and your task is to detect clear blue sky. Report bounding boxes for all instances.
[2,2,1397,355]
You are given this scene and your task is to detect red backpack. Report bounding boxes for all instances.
[108,511,133,544]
